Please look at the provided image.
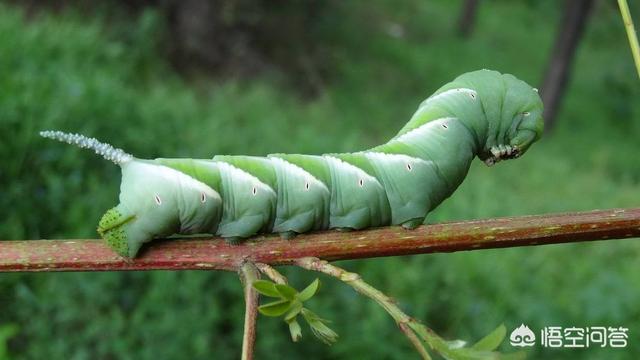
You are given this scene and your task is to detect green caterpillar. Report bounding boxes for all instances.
[41,69,543,258]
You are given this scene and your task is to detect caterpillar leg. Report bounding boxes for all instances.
[224,236,244,245]
[401,217,423,230]
[279,231,298,240]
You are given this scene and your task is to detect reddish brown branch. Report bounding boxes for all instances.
[1,208,639,272]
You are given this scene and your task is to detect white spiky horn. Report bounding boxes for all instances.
[40,130,133,165]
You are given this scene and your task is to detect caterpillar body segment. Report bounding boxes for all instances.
[41,69,544,257]
[268,156,331,234]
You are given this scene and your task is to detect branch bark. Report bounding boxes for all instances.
[1,208,639,272]
[256,263,288,285]
[239,262,260,360]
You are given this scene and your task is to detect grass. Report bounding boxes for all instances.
[0,1,639,359]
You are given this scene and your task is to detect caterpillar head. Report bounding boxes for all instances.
[481,73,544,166]
[97,161,220,258]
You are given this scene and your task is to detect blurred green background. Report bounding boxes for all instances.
[1,1,639,359]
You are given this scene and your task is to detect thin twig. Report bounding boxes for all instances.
[255,263,288,284]
[399,322,433,360]
[239,261,261,360]
[618,0,640,79]
[295,257,435,360]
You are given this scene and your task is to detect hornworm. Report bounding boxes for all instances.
[41,70,544,258]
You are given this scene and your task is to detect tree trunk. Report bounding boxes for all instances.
[457,0,480,38]
[540,0,594,131]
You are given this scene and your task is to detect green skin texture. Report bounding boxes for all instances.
[89,69,543,257]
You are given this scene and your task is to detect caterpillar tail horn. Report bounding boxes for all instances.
[39,130,133,165]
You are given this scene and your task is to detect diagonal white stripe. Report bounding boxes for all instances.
[362,151,432,166]
[136,162,221,201]
[394,117,456,143]
[419,88,477,108]
[214,161,276,195]
[323,155,382,186]
[269,157,330,193]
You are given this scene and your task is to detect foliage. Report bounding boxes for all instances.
[254,279,337,344]
[0,324,18,360]
[0,1,639,359]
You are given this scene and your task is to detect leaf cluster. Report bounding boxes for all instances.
[253,279,338,345]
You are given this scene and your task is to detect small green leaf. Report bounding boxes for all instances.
[300,308,321,322]
[258,300,291,317]
[287,318,302,342]
[300,308,338,345]
[297,278,320,301]
[252,280,281,298]
[471,324,506,351]
[275,283,298,300]
[284,301,303,322]
[307,319,338,345]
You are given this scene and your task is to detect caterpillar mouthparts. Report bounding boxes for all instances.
[483,145,521,166]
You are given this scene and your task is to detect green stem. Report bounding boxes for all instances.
[400,322,434,360]
[618,0,640,79]
[295,257,434,360]
[239,262,261,360]
[255,262,288,284]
